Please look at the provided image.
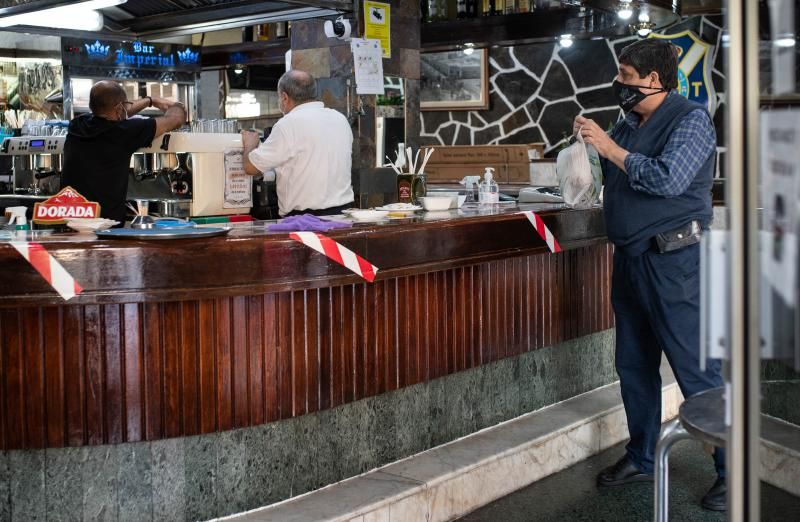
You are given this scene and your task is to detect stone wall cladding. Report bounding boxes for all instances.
[420,15,727,177]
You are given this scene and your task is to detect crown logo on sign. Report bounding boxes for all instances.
[176,48,199,64]
[85,40,110,59]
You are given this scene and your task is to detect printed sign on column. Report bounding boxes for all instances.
[223,148,252,208]
[364,1,390,59]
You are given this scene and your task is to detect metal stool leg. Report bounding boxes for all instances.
[654,418,693,522]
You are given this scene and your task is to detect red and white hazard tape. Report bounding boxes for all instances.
[520,211,562,253]
[9,241,83,300]
[290,231,379,283]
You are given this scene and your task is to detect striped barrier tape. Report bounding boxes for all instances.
[520,211,562,253]
[290,231,379,283]
[9,241,83,300]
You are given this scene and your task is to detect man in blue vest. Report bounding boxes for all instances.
[573,38,725,511]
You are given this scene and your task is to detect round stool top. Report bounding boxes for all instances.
[678,386,727,447]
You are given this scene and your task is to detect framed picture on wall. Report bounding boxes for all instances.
[421,49,489,111]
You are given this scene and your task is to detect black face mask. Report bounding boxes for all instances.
[612,80,667,112]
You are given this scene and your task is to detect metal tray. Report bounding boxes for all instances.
[94,227,230,240]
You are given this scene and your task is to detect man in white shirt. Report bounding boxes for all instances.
[242,70,355,217]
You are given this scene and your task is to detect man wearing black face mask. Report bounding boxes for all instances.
[572,39,725,511]
[62,81,186,224]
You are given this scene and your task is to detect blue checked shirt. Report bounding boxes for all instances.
[621,104,716,198]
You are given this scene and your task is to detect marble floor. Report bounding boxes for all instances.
[459,439,800,522]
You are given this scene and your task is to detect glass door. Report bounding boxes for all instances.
[726,0,800,519]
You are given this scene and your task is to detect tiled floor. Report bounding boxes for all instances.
[459,440,800,522]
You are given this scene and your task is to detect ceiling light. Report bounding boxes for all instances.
[774,33,796,48]
[559,34,574,48]
[631,13,654,38]
[0,0,126,30]
[617,0,633,20]
[638,12,650,23]
[233,66,244,75]
[462,42,475,56]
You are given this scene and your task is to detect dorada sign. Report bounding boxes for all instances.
[33,186,100,224]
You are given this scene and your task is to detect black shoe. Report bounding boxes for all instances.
[701,476,727,511]
[597,455,654,487]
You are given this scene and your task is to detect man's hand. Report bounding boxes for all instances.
[241,130,262,176]
[241,130,261,152]
[573,115,629,172]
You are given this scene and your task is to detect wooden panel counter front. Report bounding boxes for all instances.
[0,205,614,450]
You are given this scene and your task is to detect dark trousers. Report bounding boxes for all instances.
[283,202,354,218]
[612,243,725,476]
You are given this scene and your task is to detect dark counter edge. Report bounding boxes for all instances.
[1,208,608,307]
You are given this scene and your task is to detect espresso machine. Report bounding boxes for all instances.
[132,132,249,217]
[0,136,65,197]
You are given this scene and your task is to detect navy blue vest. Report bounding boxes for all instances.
[602,93,714,256]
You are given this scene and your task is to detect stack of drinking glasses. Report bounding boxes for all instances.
[190,119,240,133]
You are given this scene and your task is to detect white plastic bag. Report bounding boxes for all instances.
[556,131,602,209]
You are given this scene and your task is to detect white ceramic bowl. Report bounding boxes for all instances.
[350,210,389,222]
[419,196,452,211]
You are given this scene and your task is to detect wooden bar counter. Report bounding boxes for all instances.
[0,204,613,452]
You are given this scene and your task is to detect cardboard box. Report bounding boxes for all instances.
[424,163,530,184]
[422,145,530,164]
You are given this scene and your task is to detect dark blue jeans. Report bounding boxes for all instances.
[612,243,725,476]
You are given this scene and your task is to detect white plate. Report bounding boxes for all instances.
[375,203,422,212]
[350,210,389,222]
[67,218,119,233]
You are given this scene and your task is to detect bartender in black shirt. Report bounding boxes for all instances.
[61,80,186,224]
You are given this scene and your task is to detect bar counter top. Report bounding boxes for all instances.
[1,203,605,307]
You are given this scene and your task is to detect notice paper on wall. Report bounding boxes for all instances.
[223,148,252,208]
[351,38,385,95]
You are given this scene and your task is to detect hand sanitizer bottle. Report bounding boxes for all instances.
[479,167,499,208]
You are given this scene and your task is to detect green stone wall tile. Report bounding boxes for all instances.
[184,435,218,521]
[151,438,185,522]
[116,443,152,522]
[82,446,119,521]
[10,451,45,521]
[45,447,86,522]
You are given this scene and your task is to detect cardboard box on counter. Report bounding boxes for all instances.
[423,163,530,184]
[422,145,528,165]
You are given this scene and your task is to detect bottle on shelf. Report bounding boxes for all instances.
[427,0,441,22]
[457,0,468,18]
[446,0,458,19]
[275,21,288,39]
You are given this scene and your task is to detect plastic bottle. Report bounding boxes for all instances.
[460,175,481,204]
[479,167,499,208]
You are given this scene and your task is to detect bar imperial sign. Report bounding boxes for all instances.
[61,37,201,72]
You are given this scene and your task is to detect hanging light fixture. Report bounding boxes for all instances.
[462,42,476,56]
[631,12,655,38]
[0,0,127,31]
[617,0,633,20]
[559,34,574,48]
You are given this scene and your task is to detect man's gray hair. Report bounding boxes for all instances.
[278,70,318,103]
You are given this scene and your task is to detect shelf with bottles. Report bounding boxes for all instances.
[423,0,561,23]
[421,4,626,51]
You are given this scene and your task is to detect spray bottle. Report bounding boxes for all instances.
[479,167,499,208]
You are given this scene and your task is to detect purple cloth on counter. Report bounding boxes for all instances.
[268,213,353,232]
